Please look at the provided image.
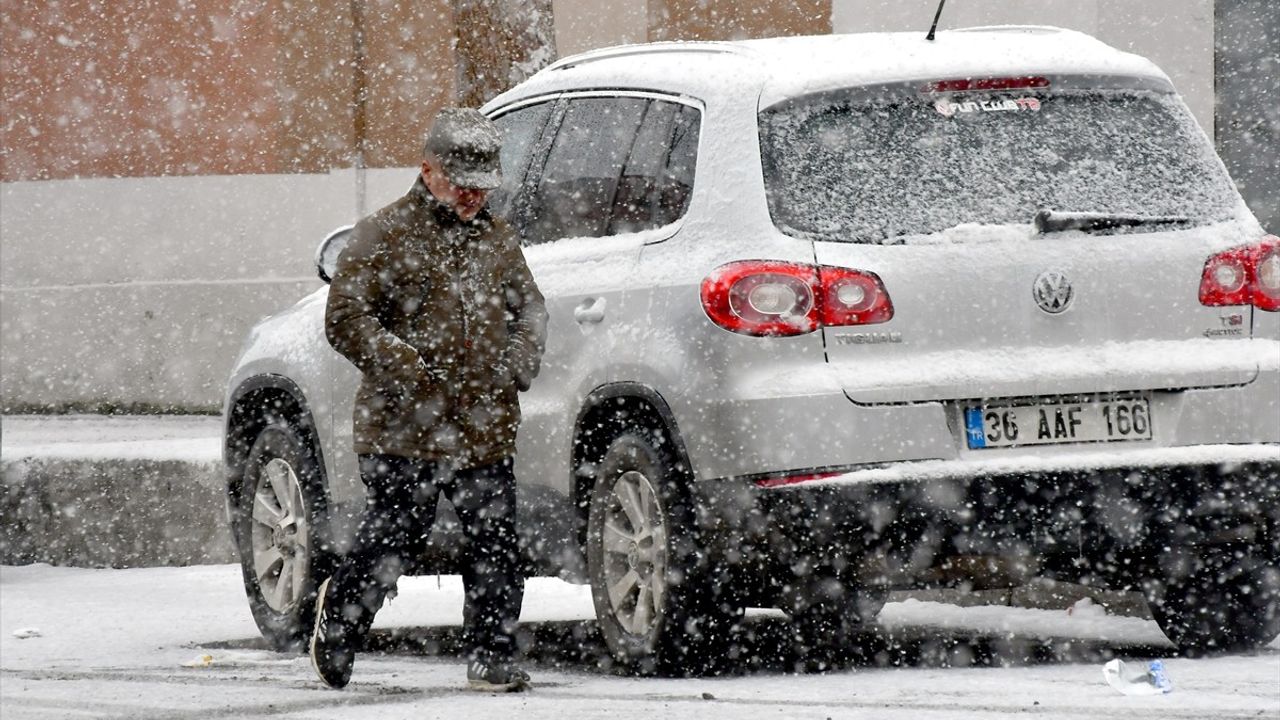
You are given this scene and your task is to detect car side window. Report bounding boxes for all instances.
[522,96,647,246]
[608,100,676,234]
[609,100,701,235]
[662,104,700,223]
[489,101,555,221]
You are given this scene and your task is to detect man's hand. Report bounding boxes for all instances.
[383,343,425,383]
[420,364,450,385]
[492,362,517,390]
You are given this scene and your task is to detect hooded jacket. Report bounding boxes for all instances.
[325,179,547,467]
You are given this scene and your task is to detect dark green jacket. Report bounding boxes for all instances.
[325,179,547,467]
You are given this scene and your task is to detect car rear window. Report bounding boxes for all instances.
[759,85,1239,243]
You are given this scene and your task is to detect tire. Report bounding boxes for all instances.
[1143,546,1280,656]
[234,423,333,652]
[789,575,887,671]
[586,431,740,675]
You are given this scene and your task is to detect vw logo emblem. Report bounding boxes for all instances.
[1033,271,1074,314]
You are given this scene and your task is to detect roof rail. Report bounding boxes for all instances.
[541,41,744,74]
[951,24,1068,34]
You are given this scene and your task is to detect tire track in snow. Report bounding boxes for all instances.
[3,667,1274,720]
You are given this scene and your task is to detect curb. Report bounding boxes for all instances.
[897,582,1152,619]
[0,455,235,567]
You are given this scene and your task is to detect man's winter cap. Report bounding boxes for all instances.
[424,108,503,190]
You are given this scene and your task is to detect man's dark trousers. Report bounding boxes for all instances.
[323,454,524,661]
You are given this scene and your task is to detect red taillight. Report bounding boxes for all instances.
[1200,248,1251,306]
[925,76,1050,93]
[701,261,819,336]
[819,266,895,326]
[754,470,843,489]
[1253,237,1280,311]
[1200,236,1280,312]
[701,261,894,336]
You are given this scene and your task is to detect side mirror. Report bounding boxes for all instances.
[315,225,354,284]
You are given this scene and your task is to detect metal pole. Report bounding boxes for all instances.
[351,0,368,217]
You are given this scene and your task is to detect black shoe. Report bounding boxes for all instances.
[466,658,531,692]
[310,577,355,689]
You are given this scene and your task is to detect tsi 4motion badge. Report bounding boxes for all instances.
[1204,313,1245,339]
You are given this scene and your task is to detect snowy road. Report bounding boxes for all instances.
[1,564,1277,719]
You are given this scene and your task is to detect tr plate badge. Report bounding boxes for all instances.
[1033,270,1074,314]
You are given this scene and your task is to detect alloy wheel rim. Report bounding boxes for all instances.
[601,469,668,636]
[250,457,310,613]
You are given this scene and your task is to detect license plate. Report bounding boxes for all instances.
[964,396,1152,449]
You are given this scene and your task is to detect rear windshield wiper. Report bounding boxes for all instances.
[1034,209,1193,234]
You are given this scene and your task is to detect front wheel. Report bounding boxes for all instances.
[1143,546,1280,655]
[234,423,332,652]
[586,432,740,675]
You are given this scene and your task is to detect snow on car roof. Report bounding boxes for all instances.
[490,26,1169,111]
[745,26,1171,107]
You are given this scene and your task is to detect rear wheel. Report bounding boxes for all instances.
[586,431,740,675]
[234,423,332,652]
[1143,546,1280,655]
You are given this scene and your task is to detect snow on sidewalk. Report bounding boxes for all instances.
[1,564,1278,720]
[0,565,1178,666]
[0,414,222,462]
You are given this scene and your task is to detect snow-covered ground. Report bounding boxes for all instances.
[0,414,221,462]
[3,415,1277,716]
[2,563,1276,719]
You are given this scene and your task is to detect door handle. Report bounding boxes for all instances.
[573,297,606,324]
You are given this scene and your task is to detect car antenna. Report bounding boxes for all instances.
[926,0,948,41]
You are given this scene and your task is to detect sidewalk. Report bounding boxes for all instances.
[0,414,234,567]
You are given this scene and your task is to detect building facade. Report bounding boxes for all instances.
[1,0,1275,411]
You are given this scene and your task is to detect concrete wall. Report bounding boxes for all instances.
[2,172,342,411]
[0,167,420,411]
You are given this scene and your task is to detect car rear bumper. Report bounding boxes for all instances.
[702,450,1279,598]
[759,443,1279,488]
[682,363,1280,481]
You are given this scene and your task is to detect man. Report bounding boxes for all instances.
[311,107,547,692]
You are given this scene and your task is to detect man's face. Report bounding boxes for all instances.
[421,158,490,222]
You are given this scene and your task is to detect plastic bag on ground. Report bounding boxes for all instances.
[1103,658,1173,695]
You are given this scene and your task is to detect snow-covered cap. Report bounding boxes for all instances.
[424,108,502,190]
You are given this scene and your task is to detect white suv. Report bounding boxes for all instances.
[224,27,1280,672]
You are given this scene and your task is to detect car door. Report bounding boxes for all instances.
[507,93,659,574]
